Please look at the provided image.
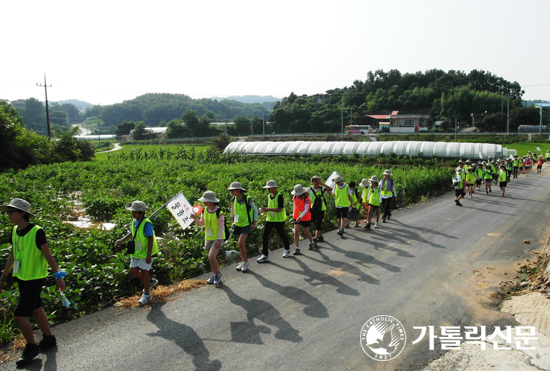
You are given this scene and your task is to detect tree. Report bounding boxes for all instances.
[233,115,250,135]
[53,127,95,162]
[132,122,151,141]
[49,110,69,129]
[165,119,191,138]
[181,110,201,136]
[115,121,137,136]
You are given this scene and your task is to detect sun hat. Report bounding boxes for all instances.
[227,181,246,191]
[125,200,149,212]
[369,175,379,183]
[383,169,392,176]
[310,175,321,182]
[263,180,279,189]
[334,176,343,183]
[291,184,307,196]
[0,198,35,218]
[359,179,370,188]
[198,191,219,203]
[465,159,471,163]
[458,160,463,164]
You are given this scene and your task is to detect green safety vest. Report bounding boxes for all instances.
[131,218,159,259]
[266,192,286,222]
[204,208,225,241]
[513,159,519,166]
[484,169,493,180]
[350,189,360,209]
[499,170,507,182]
[335,184,351,207]
[465,172,476,184]
[380,179,394,197]
[368,186,381,206]
[12,225,48,281]
[233,195,253,227]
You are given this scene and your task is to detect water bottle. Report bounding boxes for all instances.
[59,289,71,307]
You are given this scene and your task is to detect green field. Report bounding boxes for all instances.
[506,142,549,157]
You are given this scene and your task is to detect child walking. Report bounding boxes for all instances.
[484,164,493,194]
[0,198,66,366]
[227,181,258,272]
[334,176,352,236]
[346,181,361,228]
[380,169,397,222]
[191,191,225,285]
[258,180,291,260]
[365,176,382,229]
[308,175,333,244]
[499,165,507,197]
[465,167,476,198]
[291,184,314,254]
[116,201,159,305]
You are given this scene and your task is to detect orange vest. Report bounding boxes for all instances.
[293,196,311,221]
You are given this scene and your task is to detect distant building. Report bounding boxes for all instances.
[364,111,431,133]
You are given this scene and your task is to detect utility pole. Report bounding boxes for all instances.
[36,74,52,138]
[341,105,344,140]
[506,95,510,136]
[98,104,101,143]
[262,114,266,141]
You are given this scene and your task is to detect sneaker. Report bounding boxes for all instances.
[501,193,504,197]
[309,242,315,250]
[337,229,344,236]
[236,262,243,271]
[283,249,290,258]
[486,191,488,194]
[39,335,56,350]
[456,201,463,206]
[16,344,40,366]
[241,261,249,272]
[206,274,216,284]
[213,273,222,285]
[293,248,301,255]
[257,255,269,263]
[354,222,360,227]
[345,222,350,228]
[317,236,324,242]
[313,238,318,245]
[138,293,151,305]
[382,218,386,223]
[489,189,492,193]
[364,223,371,229]
[387,215,391,220]
[373,223,379,229]
[150,278,158,289]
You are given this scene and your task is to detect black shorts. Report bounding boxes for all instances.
[336,207,348,219]
[15,278,46,317]
[297,220,311,228]
[537,165,542,170]
[475,179,482,185]
[310,208,324,230]
[232,224,251,235]
[500,181,507,187]
[455,189,465,197]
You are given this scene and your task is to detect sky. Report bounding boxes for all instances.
[2,0,550,106]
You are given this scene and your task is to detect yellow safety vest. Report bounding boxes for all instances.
[12,225,48,281]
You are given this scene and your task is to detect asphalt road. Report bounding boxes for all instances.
[3,171,550,371]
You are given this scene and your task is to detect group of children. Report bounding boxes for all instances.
[453,152,545,206]
[0,169,398,365]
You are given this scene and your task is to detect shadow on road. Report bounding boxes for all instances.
[221,285,303,344]
[146,302,221,371]
[248,270,329,318]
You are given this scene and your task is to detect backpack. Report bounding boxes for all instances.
[310,187,325,210]
[215,208,231,241]
[452,177,459,186]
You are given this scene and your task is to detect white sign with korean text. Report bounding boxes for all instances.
[167,192,195,230]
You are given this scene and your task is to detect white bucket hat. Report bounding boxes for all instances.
[383,169,392,176]
[125,200,149,212]
[227,181,246,191]
[0,198,35,218]
[369,175,379,183]
[263,180,279,189]
[334,175,343,183]
[198,191,219,203]
[359,179,369,188]
[291,184,307,196]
